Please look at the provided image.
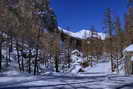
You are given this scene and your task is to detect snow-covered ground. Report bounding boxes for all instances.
[1,71,133,89]
[69,50,112,74]
[0,49,132,89]
[84,61,112,74]
[0,59,132,89]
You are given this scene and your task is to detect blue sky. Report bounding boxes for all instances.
[50,0,128,32]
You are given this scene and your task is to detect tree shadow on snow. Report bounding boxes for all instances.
[0,76,58,88]
[0,74,107,89]
[115,82,133,89]
[0,80,103,89]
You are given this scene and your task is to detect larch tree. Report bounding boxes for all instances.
[114,16,124,73]
[125,0,133,44]
[64,27,71,68]
[103,8,114,72]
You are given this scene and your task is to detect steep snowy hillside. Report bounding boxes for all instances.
[58,27,107,40]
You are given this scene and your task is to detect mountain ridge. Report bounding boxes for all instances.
[58,27,107,40]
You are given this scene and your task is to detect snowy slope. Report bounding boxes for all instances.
[58,27,107,40]
[69,49,112,74]
[84,61,112,74]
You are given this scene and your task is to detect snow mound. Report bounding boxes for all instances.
[123,44,133,52]
[70,64,82,74]
[69,50,84,73]
[69,50,112,74]
[131,56,133,61]
[84,61,112,74]
[71,50,80,54]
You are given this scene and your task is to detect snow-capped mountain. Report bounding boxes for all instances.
[58,27,107,40]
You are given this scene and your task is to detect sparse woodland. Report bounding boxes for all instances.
[0,0,133,75]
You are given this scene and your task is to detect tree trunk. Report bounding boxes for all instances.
[0,43,2,72]
[110,37,114,72]
[21,39,24,72]
[16,40,21,71]
[34,47,38,75]
[90,56,93,67]
[6,41,9,67]
[55,55,59,72]
[116,57,119,73]
[8,47,11,62]
[111,54,114,72]
[10,35,13,52]
[67,49,71,68]
[28,49,31,73]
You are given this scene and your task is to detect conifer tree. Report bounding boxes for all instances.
[104,8,114,72]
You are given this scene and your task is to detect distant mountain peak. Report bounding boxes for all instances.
[58,27,107,40]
